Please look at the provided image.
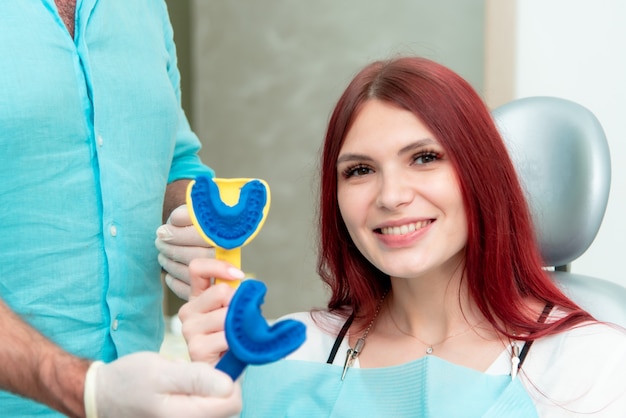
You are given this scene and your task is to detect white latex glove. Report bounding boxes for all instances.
[156,204,214,300]
[84,352,241,418]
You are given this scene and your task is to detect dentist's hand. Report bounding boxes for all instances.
[85,352,241,418]
[156,204,214,300]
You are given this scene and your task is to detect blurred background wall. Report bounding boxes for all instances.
[164,1,626,318]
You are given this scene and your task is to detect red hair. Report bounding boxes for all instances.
[317,57,592,339]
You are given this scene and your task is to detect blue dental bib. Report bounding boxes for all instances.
[241,355,538,417]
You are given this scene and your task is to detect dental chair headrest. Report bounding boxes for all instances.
[493,96,611,267]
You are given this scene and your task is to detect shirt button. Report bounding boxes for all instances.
[109,225,117,236]
[112,319,119,331]
[97,135,104,146]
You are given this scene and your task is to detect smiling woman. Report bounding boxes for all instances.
[179,56,626,417]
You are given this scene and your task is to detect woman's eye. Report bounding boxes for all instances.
[414,151,440,165]
[343,165,372,178]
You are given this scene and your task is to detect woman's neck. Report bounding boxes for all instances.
[354,275,506,371]
[385,271,480,343]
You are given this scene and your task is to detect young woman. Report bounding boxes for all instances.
[179,57,626,417]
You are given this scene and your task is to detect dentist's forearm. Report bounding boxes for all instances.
[0,298,90,418]
[163,179,192,222]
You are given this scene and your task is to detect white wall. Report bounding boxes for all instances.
[515,0,626,287]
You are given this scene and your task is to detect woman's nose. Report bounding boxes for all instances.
[375,173,414,210]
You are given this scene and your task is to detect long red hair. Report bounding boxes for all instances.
[317,57,592,339]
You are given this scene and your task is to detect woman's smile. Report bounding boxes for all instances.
[374,218,435,249]
[377,219,434,236]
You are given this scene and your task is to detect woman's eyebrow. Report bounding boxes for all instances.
[397,138,436,155]
[336,153,373,165]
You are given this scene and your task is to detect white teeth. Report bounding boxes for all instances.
[381,220,431,235]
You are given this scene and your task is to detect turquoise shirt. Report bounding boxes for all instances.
[0,1,212,415]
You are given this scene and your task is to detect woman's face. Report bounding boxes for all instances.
[336,99,467,281]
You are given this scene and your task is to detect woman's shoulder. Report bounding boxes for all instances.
[530,305,626,359]
[561,320,626,342]
[528,320,626,368]
[522,321,626,415]
[542,318,626,351]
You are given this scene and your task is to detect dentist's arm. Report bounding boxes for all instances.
[163,179,191,223]
[0,298,89,417]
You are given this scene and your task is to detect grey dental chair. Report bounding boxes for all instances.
[493,96,626,327]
